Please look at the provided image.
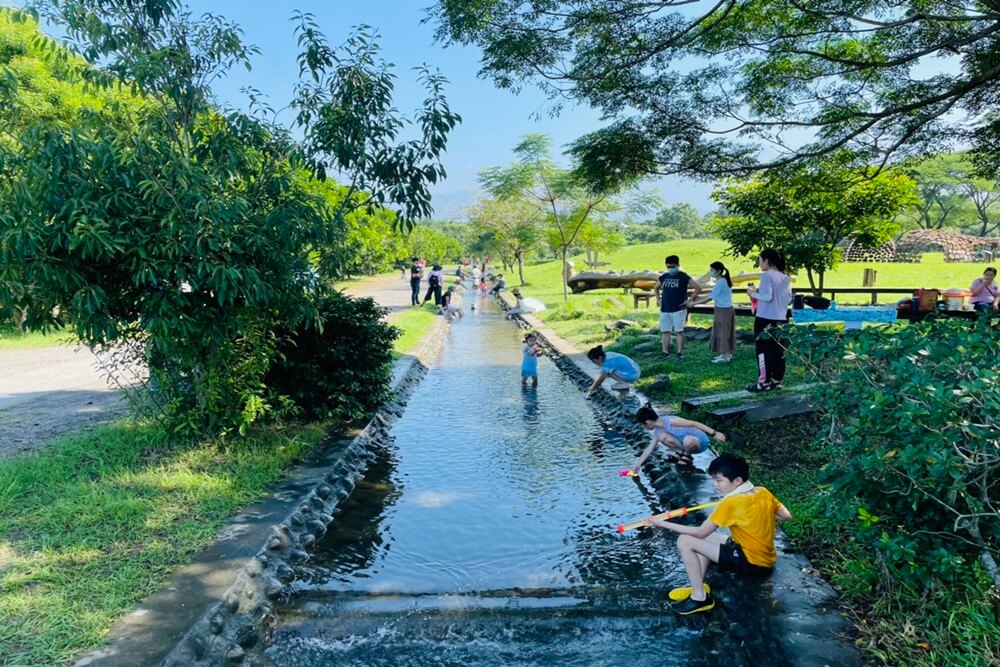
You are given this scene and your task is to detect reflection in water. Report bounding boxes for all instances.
[520,385,539,424]
[268,291,792,667]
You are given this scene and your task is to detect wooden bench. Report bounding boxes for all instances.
[632,291,655,308]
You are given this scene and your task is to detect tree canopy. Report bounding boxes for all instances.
[713,156,917,290]
[433,1,1000,189]
[0,3,459,434]
[480,134,620,300]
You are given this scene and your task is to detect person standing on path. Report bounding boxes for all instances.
[422,264,444,306]
[745,249,792,392]
[685,261,735,363]
[409,257,424,306]
[655,255,701,361]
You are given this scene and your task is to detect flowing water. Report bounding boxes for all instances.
[265,291,787,667]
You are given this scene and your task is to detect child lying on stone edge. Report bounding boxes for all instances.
[645,453,792,615]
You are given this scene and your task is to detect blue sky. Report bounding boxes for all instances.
[193,1,716,217]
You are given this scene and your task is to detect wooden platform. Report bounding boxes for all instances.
[682,383,819,422]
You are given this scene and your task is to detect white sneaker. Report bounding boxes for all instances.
[612,382,631,390]
[712,356,730,364]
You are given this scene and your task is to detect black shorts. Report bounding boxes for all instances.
[717,538,773,577]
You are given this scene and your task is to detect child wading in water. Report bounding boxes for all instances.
[645,453,792,615]
[630,403,726,472]
[584,346,640,398]
[521,333,543,386]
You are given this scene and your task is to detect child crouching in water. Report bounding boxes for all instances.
[584,346,640,398]
[521,332,543,386]
[631,403,726,471]
[645,453,792,615]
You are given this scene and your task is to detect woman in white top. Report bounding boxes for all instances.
[745,249,792,392]
[686,261,735,363]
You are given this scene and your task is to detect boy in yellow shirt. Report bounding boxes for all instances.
[646,453,792,614]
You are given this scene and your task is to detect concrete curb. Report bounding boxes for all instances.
[74,316,450,667]
[500,293,859,667]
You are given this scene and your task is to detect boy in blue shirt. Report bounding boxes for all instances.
[655,254,701,361]
[584,345,641,398]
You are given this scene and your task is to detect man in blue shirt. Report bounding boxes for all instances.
[655,254,701,360]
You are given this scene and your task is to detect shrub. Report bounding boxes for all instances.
[788,319,1000,586]
[266,291,399,422]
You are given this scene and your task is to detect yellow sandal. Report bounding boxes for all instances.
[668,583,711,601]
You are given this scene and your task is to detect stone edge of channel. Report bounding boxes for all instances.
[500,292,860,667]
[73,316,450,667]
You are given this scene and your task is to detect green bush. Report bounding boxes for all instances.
[266,292,399,422]
[788,319,1000,586]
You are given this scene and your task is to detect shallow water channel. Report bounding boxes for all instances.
[265,292,790,666]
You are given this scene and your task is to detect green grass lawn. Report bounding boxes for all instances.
[388,304,442,357]
[515,239,984,305]
[0,326,74,351]
[0,420,328,667]
[507,240,976,405]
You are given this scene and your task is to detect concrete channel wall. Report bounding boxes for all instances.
[499,293,860,667]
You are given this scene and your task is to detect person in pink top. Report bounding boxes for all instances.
[745,249,793,392]
[970,267,999,315]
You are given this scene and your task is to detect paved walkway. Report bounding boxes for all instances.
[0,345,128,459]
[344,273,419,314]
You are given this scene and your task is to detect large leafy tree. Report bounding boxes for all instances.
[404,225,463,263]
[468,197,544,285]
[930,153,1000,237]
[434,1,1000,188]
[652,203,709,239]
[713,156,917,291]
[0,2,458,434]
[479,134,620,300]
[898,156,970,231]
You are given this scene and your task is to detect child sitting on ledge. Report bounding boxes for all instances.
[645,453,792,615]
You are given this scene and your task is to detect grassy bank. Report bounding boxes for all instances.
[389,304,441,356]
[709,412,999,666]
[0,420,328,666]
[517,239,984,307]
[505,240,971,408]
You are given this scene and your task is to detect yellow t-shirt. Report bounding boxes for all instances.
[709,486,783,568]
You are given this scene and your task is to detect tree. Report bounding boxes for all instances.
[433,2,1000,188]
[479,134,620,301]
[934,153,1000,237]
[713,156,917,291]
[299,176,407,278]
[468,197,544,285]
[652,203,708,239]
[404,226,463,264]
[0,3,458,434]
[897,156,968,231]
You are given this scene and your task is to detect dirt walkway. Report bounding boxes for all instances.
[0,345,129,459]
